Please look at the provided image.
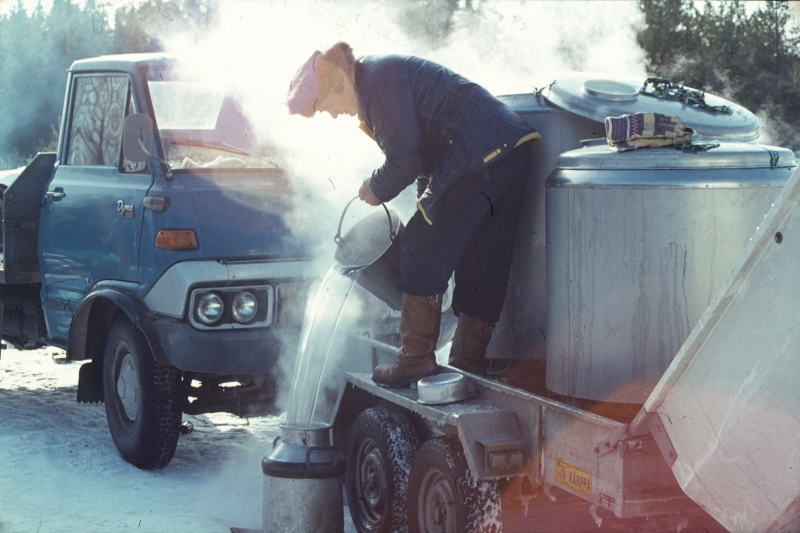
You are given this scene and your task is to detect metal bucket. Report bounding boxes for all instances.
[334,197,404,311]
[262,424,345,533]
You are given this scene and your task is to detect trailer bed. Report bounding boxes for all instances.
[341,370,690,524]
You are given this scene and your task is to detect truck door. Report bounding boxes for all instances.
[39,73,152,342]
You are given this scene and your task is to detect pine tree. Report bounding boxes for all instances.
[0,0,218,168]
[638,0,800,148]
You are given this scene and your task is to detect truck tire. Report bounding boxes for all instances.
[103,316,181,470]
[407,437,501,533]
[346,407,421,533]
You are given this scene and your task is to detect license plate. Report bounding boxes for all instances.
[555,459,593,496]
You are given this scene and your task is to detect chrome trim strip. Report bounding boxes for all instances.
[547,164,796,189]
[144,259,327,318]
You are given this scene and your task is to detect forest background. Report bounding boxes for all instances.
[1,0,799,169]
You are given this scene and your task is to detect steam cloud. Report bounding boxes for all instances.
[158,0,649,415]
[153,4,648,527]
[160,0,647,243]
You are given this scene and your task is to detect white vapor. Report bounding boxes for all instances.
[161,0,647,235]
[144,3,649,526]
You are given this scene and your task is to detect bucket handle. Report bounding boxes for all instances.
[305,446,340,471]
[334,195,397,245]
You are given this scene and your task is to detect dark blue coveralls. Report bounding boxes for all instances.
[355,55,539,324]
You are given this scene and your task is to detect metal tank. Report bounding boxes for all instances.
[488,74,760,361]
[546,142,796,404]
[487,94,602,360]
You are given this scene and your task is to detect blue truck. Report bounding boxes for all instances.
[0,53,322,469]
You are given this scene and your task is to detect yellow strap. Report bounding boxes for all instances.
[417,199,433,225]
[358,117,376,142]
[484,132,543,164]
[515,131,541,148]
[413,131,544,226]
[483,148,502,164]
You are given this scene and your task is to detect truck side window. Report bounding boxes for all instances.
[122,90,147,173]
[66,75,128,167]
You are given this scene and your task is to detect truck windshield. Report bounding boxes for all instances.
[149,82,225,130]
[147,68,275,170]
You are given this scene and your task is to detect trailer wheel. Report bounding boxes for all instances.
[407,437,501,533]
[346,407,421,533]
[103,316,181,470]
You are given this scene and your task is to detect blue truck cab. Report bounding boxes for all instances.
[0,54,323,469]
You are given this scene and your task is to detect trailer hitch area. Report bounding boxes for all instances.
[592,423,630,456]
[507,476,539,518]
[589,504,604,528]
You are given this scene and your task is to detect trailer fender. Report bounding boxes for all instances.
[455,409,528,480]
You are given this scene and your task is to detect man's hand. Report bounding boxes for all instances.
[359,178,381,206]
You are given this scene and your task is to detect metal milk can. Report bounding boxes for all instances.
[262,424,345,533]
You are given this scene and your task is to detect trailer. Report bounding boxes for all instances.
[326,76,800,532]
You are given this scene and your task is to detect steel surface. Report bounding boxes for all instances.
[546,144,795,403]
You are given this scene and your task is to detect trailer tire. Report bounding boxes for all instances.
[407,437,501,533]
[345,407,421,533]
[103,316,181,470]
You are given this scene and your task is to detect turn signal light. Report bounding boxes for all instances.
[155,229,198,250]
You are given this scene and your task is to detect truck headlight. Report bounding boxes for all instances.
[196,292,224,325]
[188,284,274,330]
[232,291,258,323]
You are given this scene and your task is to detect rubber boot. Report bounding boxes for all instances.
[448,313,496,376]
[372,293,442,388]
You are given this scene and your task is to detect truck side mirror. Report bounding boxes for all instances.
[123,113,155,163]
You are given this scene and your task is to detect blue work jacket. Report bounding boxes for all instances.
[355,54,539,223]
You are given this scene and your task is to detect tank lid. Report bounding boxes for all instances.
[544,74,760,142]
[554,143,796,171]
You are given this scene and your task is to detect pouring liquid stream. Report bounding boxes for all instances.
[285,265,360,427]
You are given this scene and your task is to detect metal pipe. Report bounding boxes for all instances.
[347,331,398,353]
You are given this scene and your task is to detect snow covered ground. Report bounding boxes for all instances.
[0,346,357,533]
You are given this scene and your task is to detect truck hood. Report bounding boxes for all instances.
[177,169,322,260]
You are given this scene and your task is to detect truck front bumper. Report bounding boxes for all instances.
[150,318,300,375]
[142,258,325,375]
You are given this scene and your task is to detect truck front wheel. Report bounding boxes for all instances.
[103,316,181,470]
[407,437,502,533]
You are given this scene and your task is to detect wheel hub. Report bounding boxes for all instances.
[116,352,138,421]
[357,440,387,524]
[422,471,455,533]
[362,455,381,503]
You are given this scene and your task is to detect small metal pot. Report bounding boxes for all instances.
[417,373,475,405]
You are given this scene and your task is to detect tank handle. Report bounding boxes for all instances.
[334,195,397,245]
[305,446,339,471]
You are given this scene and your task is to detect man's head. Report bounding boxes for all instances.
[287,42,357,118]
